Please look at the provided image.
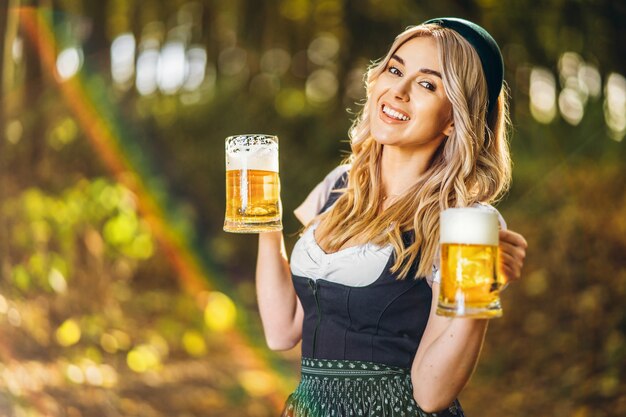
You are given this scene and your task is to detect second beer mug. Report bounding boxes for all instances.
[437,207,504,318]
[224,134,282,233]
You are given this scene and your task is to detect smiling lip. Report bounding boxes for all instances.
[380,103,411,123]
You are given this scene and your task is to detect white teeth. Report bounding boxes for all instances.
[382,105,409,121]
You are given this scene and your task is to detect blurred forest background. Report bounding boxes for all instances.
[0,0,625,416]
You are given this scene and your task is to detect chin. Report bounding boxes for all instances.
[371,136,402,148]
[370,129,401,147]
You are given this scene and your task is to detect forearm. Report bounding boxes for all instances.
[412,318,489,412]
[255,231,302,350]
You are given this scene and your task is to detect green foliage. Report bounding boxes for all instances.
[3,180,153,295]
[0,177,284,416]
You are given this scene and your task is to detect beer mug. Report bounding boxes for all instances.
[223,134,282,233]
[437,208,503,318]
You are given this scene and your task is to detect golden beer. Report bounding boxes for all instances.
[437,208,503,318]
[224,135,282,233]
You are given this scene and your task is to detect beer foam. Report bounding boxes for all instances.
[440,208,499,246]
[225,135,279,172]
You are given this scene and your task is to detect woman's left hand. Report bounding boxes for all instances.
[498,229,528,286]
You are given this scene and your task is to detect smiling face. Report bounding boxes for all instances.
[369,36,454,153]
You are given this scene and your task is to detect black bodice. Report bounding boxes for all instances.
[292,172,433,369]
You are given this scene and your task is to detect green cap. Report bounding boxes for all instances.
[423,17,504,114]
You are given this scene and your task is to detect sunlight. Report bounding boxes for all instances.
[56,47,82,80]
[204,291,237,332]
[127,344,162,373]
[307,33,340,66]
[157,41,186,94]
[136,40,159,95]
[261,48,291,76]
[605,73,626,142]
[578,63,602,99]
[66,364,85,384]
[306,68,338,104]
[48,268,67,294]
[238,370,277,397]
[558,87,584,126]
[0,295,7,314]
[111,33,136,88]
[182,330,208,356]
[530,67,557,124]
[184,46,207,91]
[56,318,81,347]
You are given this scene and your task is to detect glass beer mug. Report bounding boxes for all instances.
[437,208,504,318]
[223,134,282,233]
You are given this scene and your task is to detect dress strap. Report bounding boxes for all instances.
[316,171,416,249]
[316,171,349,215]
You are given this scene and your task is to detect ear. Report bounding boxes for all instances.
[443,121,454,137]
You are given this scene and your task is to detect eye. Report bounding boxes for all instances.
[419,80,436,91]
[387,65,403,77]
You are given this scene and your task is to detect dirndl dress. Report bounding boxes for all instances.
[283,169,467,417]
[281,358,464,417]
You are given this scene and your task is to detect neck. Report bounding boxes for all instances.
[379,145,437,198]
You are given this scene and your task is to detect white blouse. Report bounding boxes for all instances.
[291,165,506,287]
[290,221,394,287]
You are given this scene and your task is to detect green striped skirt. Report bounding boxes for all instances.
[281,358,464,417]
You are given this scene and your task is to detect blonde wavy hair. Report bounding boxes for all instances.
[314,24,512,280]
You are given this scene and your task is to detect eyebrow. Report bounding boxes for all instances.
[390,54,442,79]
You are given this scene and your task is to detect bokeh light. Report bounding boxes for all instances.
[100,333,119,353]
[48,268,67,293]
[136,40,160,96]
[66,364,84,384]
[305,68,338,104]
[307,33,340,66]
[203,291,237,332]
[182,330,207,356]
[55,319,81,347]
[238,369,277,397]
[578,63,602,99]
[48,117,78,150]
[184,46,207,91]
[12,36,23,63]
[5,119,23,144]
[530,67,557,124]
[604,73,626,141]
[111,33,136,88]
[56,47,82,80]
[157,41,186,94]
[558,52,582,86]
[127,344,162,373]
[558,87,584,126]
[0,295,8,314]
[260,48,291,76]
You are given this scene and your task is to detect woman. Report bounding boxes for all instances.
[255,17,528,417]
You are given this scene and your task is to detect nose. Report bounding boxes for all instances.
[390,78,411,102]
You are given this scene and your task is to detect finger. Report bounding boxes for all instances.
[498,251,523,281]
[499,241,527,264]
[500,266,518,284]
[499,249,524,272]
[499,230,528,249]
[498,255,523,281]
